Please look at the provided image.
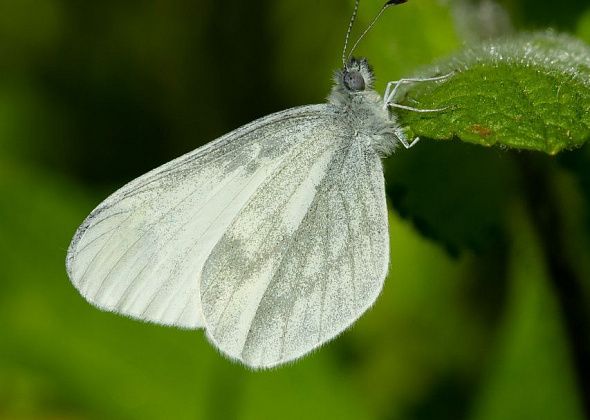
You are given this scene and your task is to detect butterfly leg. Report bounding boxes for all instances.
[387,103,448,113]
[383,73,454,110]
[399,136,420,149]
[393,126,420,149]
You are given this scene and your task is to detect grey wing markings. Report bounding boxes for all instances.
[206,138,339,331]
[200,127,389,367]
[271,141,381,364]
[72,108,327,263]
[66,104,333,329]
[107,110,326,205]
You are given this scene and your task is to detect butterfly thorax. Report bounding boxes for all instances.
[328,58,399,156]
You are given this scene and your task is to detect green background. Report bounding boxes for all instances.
[1,0,589,419]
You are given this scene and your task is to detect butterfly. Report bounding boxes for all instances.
[66,0,450,368]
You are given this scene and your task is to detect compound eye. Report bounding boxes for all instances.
[343,70,365,91]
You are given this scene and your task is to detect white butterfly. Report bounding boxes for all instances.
[66,1,450,369]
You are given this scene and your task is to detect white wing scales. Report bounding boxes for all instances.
[66,105,330,329]
[201,131,389,368]
[67,103,390,368]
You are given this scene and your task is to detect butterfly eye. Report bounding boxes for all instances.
[343,70,366,92]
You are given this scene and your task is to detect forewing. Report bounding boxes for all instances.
[201,132,389,368]
[66,105,330,329]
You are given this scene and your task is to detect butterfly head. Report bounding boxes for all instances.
[341,57,374,92]
[329,57,378,106]
[330,58,374,104]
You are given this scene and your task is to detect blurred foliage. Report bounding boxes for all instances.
[471,201,585,420]
[384,141,517,255]
[0,0,589,419]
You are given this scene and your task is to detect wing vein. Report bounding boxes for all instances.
[77,212,135,291]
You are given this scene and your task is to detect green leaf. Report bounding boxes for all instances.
[397,32,590,154]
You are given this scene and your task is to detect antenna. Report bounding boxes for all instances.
[342,0,361,67]
[345,0,408,64]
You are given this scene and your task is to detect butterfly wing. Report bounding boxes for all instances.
[200,125,390,368]
[66,105,334,329]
